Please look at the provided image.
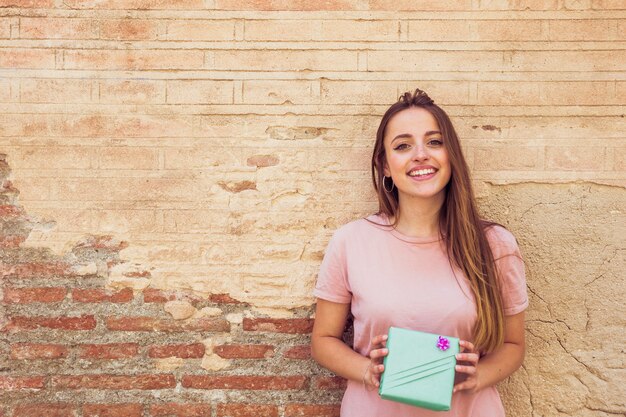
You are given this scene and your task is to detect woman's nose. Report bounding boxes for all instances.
[412,144,429,160]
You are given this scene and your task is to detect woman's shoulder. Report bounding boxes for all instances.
[483,222,522,260]
[330,213,388,240]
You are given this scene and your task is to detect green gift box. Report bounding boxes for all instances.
[379,326,459,411]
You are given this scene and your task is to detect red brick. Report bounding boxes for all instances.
[99,80,165,104]
[312,376,347,390]
[213,344,274,359]
[13,403,76,417]
[150,403,212,417]
[545,146,606,170]
[243,318,313,334]
[83,404,143,417]
[369,0,466,10]
[0,48,55,68]
[0,376,45,390]
[63,50,204,70]
[166,20,235,41]
[166,80,233,104]
[181,375,307,390]
[284,404,341,417]
[3,287,66,303]
[20,18,97,40]
[0,0,53,7]
[78,343,139,359]
[213,0,355,10]
[51,374,175,390]
[212,50,355,72]
[0,235,24,247]
[149,343,205,359]
[62,0,204,8]
[143,288,174,302]
[209,293,244,304]
[4,315,96,331]
[0,113,194,139]
[106,316,229,332]
[11,343,68,359]
[598,0,626,10]
[0,262,70,278]
[0,18,8,39]
[283,345,311,359]
[473,146,540,171]
[216,404,278,417]
[142,288,203,303]
[246,155,279,168]
[71,288,133,303]
[20,78,93,104]
[0,205,24,217]
[100,19,158,40]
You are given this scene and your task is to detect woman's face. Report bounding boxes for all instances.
[383,107,452,204]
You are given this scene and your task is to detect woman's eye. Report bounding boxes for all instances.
[429,139,443,146]
[394,144,409,150]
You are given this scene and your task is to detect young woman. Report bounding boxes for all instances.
[311,88,528,416]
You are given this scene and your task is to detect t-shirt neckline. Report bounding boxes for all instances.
[366,213,443,244]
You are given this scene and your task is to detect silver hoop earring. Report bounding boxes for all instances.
[383,176,395,193]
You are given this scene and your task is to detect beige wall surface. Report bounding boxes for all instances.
[0,1,624,416]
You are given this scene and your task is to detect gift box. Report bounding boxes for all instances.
[379,326,459,411]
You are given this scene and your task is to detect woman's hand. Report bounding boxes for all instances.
[453,340,481,394]
[362,334,388,390]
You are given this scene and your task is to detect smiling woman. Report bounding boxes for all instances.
[383,106,452,205]
[311,89,529,416]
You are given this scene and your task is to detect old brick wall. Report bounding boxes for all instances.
[0,1,625,416]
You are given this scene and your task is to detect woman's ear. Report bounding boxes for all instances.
[383,161,390,178]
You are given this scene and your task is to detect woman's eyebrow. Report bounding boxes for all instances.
[391,133,413,142]
[425,130,442,136]
[391,130,442,143]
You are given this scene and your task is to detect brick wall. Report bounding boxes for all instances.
[1,1,625,416]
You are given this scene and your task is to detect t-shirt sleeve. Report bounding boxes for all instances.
[313,228,352,304]
[487,226,529,316]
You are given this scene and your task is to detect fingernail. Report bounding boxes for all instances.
[383,335,388,340]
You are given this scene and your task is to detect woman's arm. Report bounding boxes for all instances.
[454,310,526,393]
[311,299,387,388]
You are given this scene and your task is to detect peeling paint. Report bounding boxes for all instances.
[218,180,257,193]
[265,126,331,140]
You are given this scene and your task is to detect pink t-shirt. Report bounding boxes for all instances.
[313,213,529,417]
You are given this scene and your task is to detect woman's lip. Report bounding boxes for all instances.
[407,167,438,175]
[407,171,436,181]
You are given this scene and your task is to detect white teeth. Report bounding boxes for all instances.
[408,169,436,177]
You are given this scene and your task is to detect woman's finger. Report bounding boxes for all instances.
[370,363,385,375]
[455,352,479,365]
[454,364,476,375]
[459,340,476,353]
[371,334,388,347]
[452,378,476,393]
[369,347,389,360]
[366,363,384,386]
[453,379,476,393]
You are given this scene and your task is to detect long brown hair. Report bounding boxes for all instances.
[370,88,505,353]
